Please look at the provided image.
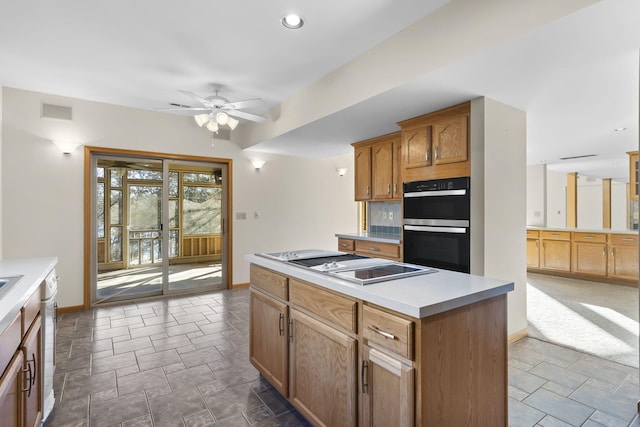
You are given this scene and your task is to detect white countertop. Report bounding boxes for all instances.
[246,254,513,318]
[0,257,58,332]
[335,232,402,244]
[528,226,638,234]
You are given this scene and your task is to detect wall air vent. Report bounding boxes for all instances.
[558,154,597,161]
[41,103,72,120]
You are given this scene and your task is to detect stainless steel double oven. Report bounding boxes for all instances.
[403,177,470,273]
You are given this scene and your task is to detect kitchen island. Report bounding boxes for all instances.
[246,252,514,427]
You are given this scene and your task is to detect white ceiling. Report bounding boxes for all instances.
[1,0,638,180]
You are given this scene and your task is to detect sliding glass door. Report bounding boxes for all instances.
[91,153,227,305]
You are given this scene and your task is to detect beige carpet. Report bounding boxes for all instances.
[527,273,639,368]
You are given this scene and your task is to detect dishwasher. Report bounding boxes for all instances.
[41,269,57,423]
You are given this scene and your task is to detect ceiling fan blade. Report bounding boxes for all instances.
[225,109,268,123]
[155,107,210,111]
[224,98,264,110]
[177,90,211,106]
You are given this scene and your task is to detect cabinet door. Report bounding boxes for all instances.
[526,239,540,268]
[0,351,24,427]
[289,310,357,427]
[249,290,288,396]
[392,139,402,200]
[573,243,607,277]
[23,318,41,427]
[354,146,372,201]
[403,126,431,170]
[540,240,571,271]
[629,151,638,200]
[361,346,414,427]
[609,245,639,280]
[372,142,393,200]
[432,116,468,165]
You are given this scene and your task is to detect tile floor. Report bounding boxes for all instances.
[45,288,640,427]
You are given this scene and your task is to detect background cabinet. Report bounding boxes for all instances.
[353,133,401,201]
[398,102,470,182]
[609,234,639,281]
[540,231,571,272]
[526,230,540,268]
[629,151,638,200]
[354,146,372,201]
[572,233,608,277]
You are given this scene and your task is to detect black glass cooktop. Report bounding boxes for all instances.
[288,254,366,268]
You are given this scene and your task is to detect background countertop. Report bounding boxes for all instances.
[335,232,401,244]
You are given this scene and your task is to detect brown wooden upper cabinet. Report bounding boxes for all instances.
[353,132,402,201]
[628,151,638,200]
[398,102,470,182]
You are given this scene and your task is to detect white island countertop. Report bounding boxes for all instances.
[246,254,514,318]
[0,257,58,332]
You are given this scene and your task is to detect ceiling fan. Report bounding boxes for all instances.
[159,88,268,132]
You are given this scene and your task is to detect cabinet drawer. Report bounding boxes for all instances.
[289,279,357,333]
[526,229,540,239]
[21,287,41,337]
[362,305,414,360]
[541,230,571,241]
[337,238,355,252]
[250,264,288,301]
[573,232,607,243]
[610,234,638,246]
[0,312,21,376]
[355,240,400,259]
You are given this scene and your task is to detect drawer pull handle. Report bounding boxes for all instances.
[551,233,560,236]
[623,237,635,241]
[278,313,285,336]
[368,325,396,340]
[584,236,595,239]
[369,247,380,252]
[288,318,294,342]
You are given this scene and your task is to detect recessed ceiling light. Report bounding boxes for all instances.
[613,127,627,132]
[281,14,304,29]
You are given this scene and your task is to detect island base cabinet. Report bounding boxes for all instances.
[249,290,288,397]
[420,294,507,427]
[361,346,414,427]
[289,310,357,427]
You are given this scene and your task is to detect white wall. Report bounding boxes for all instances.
[471,97,528,337]
[0,86,3,260]
[1,87,357,308]
[526,164,546,226]
[577,175,603,229]
[546,170,567,228]
[611,181,627,229]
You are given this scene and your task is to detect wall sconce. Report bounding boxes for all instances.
[251,159,266,170]
[52,140,82,155]
[336,167,348,177]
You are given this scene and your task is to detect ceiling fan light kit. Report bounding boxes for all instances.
[160,88,267,134]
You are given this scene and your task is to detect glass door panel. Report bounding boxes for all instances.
[167,164,226,293]
[95,158,164,303]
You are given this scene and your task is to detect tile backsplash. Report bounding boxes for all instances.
[369,202,401,235]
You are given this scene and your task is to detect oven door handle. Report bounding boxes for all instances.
[404,225,468,234]
[404,189,467,198]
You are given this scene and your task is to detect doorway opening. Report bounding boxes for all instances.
[85,147,232,307]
